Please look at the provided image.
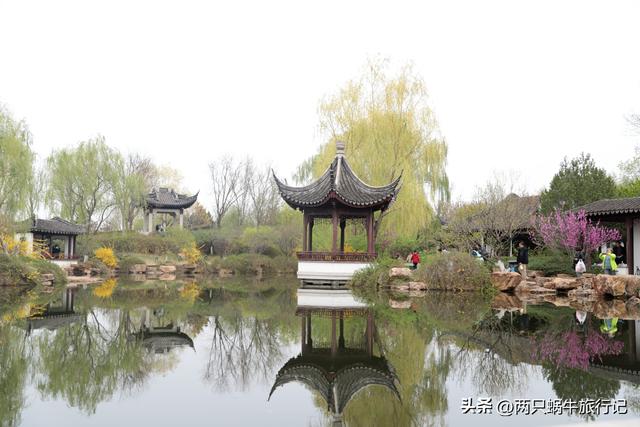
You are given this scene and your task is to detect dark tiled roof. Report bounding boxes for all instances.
[133,330,195,354]
[146,188,198,209]
[273,156,401,210]
[269,355,400,415]
[30,217,84,235]
[579,197,640,216]
[26,312,84,331]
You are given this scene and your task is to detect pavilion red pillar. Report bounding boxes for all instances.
[332,210,338,254]
[627,218,634,274]
[331,311,337,356]
[308,218,314,252]
[302,213,308,252]
[301,316,306,353]
[339,219,346,253]
[366,211,375,254]
[366,311,374,357]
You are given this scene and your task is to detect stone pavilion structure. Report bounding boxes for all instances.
[143,187,198,233]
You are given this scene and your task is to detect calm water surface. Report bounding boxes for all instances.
[1,277,639,427]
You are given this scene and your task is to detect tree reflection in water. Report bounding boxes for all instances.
[33,309,154,414]
[205,313,286,391]
[2,279,640,425]
[0,323,28,427]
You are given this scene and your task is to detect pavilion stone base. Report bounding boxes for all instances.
[297,288,368,308]
[297,261,371,287]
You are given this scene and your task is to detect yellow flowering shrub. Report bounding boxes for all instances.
[179,282,201,303]
[179,243,202,264]
[1,302,46,323]
[93,279,117,298]
[1,234,31,257]
[94,247,118,268]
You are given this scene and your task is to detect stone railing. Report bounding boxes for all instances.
[296,251,376,262]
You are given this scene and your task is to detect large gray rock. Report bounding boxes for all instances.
[389,267,413,279]
[129,264,147,274]
[389,283,410,292]
[389,299,412,309]
[490,272,522,292]
[408,281,427,291]
[159,265,176,273]
[543,277,581,291]
[593,275,635,298]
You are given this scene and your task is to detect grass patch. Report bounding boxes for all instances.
[0,254,66,287]
[205,253,297,275]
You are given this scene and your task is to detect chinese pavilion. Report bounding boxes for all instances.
[273,141,401,285]
[580,196,640,274]
[16,217,84,261]
[143,187,198,233]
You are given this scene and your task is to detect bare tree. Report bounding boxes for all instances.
[113,153,155,231]
[447,172,534,256]
[233,158,254,226]
[209,156,242,228]
[627,113,640,134]
[247,165,281,228]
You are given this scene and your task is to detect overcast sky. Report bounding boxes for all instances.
[1,0,639,209]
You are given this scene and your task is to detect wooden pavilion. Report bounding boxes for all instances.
[273,141,401,285]
[580,197,640,274]
[16,217,84,260]
[25,288,84,335]
[143,187,198,233]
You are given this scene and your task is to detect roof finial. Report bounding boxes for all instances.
[336,140,345,156]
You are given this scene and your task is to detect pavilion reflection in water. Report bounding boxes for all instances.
[590,318,640,383]
[491,303,640,384]
[26,287,84,334]
[269,289,400,425]
[131,308,194,354]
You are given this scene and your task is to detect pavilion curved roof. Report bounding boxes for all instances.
[146,188,198,209]
[579,197,640,217]
[268,355,400,415]
[273,154,401,210]
[27,217,84,235]
[133,330,195,354]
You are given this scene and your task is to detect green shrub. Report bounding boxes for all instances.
[240,227,282,256]
[27,258,66,285]
[77,230,196,256]
[351,257,403,289]
[383,236,421,258]
[206,253,296,275]
[528,252,574,276]
[414,251,490,291]
[0,255,66,286]
[118,255,146,273]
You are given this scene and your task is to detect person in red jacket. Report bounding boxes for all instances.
[410,250,421,270]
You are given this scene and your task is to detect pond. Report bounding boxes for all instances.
[1,277,639,427]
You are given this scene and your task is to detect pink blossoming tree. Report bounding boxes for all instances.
[533,329,624,370]
[533,209,621,270]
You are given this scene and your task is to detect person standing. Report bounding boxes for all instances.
[599,248,617,275]
[612,241,625,265]
[410,250,421,270]
[517,241,529,279]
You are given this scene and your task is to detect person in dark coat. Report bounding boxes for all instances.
[516,241,529,279]
[612,241,625,265]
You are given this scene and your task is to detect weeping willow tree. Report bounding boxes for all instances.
[298,61,449,239]
[0,104,34,221]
